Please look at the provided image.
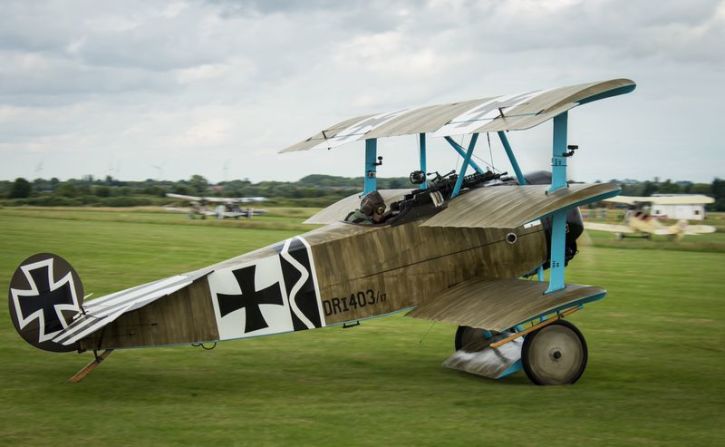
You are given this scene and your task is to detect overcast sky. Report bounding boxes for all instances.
[1,0,723,183]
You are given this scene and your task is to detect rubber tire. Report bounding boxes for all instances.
[522,320,588,385]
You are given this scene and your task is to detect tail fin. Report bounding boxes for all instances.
[7,253,85,352]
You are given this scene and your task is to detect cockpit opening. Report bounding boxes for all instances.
[344,169,508,226]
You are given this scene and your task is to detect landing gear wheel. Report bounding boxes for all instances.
[522,320,587,385]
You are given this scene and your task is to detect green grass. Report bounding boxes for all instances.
[0,209,724,446]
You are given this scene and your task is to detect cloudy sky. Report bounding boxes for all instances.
[1,0,723,183]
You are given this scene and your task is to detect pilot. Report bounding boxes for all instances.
[345,191,387,224]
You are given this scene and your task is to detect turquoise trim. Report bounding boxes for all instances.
[497,359,522,379]
[545,209,567,293]
[451,133,479,198]
[364,139,377,194]
[419,133,427,190]
[577,84,637,105]
[508,291,607,331]
[549,112,568,193]
[498,131,526,184]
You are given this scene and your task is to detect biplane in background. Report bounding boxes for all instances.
[9,78,636,385]
[584,195,715,240]
[165,192,267,219]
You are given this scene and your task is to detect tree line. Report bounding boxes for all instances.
[1,174,723,210]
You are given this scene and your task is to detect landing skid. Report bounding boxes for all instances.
[68,349,113,383]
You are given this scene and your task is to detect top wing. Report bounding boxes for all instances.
[407,278,606,332]
[166,193,201,201]
[280,78,635,153]
[166,193,266,204]
[422,183,620,229]
[605,195,714,206]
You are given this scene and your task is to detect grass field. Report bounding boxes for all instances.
[1,208,724,446]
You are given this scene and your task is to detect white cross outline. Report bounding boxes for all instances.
[10,258,82,343]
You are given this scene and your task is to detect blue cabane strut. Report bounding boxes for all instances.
[451,133,479,198]
[363,139,378,195]
[419,133,427,190]
[545,112,569,294]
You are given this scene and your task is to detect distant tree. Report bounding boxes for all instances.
[641,181,658,197]
[173,184,191,195]
[94,185,111,197]
[189,175,209,194]
[712,178,725,211]
[9,178,32,198]
[55,183,77,197]
[658,179,681,194]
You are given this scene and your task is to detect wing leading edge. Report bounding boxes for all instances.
[421,183,620,229]
[280,78,635,153]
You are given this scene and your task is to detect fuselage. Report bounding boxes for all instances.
[77,213,548,351]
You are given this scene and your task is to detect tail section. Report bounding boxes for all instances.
[7,253,85,352]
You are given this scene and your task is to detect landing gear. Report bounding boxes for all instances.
[522,320,588,385]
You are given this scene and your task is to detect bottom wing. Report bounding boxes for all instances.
[684,224,717,235]
[407,278,606,332]
[584,222,634,234]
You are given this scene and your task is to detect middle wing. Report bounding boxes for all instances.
[407,278,606,332]
[584,222,634,234]
[422,183,620,229]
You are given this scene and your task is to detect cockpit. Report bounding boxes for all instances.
[344,169,508,226]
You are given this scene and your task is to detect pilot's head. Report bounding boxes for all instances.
[360,191,386,218]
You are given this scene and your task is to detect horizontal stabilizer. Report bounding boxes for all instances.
[52,268,213,347]
[407,278,605,332]
[422,183,619,229]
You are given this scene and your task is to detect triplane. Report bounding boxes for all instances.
[8,78,636,385]
[584,194,715,241]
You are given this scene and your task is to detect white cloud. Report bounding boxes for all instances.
[0,0,723,183]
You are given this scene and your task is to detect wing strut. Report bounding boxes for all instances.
[545,112,569,294]
[451,133,480,198]
[363,139,378,194]
[498,131,526,185]
[418,133,427,190]
[444,136,485,174]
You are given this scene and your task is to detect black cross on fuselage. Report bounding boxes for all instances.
[216,265,284,333]
[18,265,74,336]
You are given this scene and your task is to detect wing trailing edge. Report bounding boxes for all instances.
[407,278,606,332]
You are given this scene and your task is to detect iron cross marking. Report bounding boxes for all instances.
[216,265,284,333]
[18,264,75,336]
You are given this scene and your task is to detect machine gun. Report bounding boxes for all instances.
[388,169,507,225]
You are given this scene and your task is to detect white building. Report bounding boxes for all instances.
[650,194,714,221]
